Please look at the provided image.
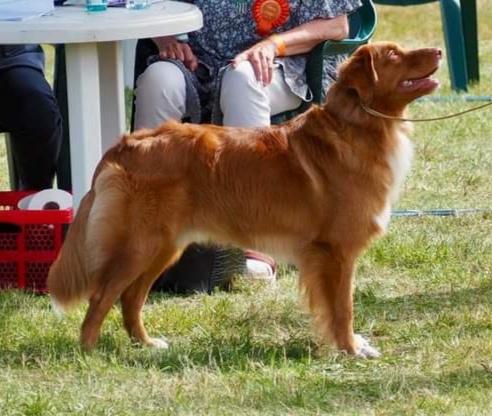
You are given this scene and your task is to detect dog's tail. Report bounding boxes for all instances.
[47,189,96,314]
[48,163,130,314]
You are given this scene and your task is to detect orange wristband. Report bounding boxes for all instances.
[270,34,286,57]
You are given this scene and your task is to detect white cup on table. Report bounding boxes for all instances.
[126,0,150,9]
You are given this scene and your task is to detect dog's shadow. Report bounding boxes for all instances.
[1,281,490,373]
[120,279,491,371]
[355,280,491,317]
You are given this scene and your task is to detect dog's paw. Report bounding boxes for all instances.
[147,337,170,349]
[354,334,381,358]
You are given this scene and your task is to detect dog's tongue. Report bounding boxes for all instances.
[399,77,440,92]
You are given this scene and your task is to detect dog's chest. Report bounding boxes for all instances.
[387,129,414,203]
[374,129,414,232]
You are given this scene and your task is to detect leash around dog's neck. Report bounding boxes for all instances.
[360,100,492,122]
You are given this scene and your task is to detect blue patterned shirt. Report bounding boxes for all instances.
[188,0,362,99]
[151,0,362,123]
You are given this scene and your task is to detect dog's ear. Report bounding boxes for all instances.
[338,45,378,103]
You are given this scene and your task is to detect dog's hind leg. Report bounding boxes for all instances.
[299,243,380,358]
[120,246,181,348]
[80,254,147,351]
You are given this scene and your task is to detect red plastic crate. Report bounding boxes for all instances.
[0,191,73,292]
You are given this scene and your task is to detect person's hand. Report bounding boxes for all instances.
[153,36,198,71]
[232,39,277,86]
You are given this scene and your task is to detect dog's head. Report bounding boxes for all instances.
[337,42,441,112]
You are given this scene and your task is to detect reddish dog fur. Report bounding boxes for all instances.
[48,42,441,356]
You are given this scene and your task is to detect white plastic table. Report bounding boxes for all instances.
[0,2,202,209]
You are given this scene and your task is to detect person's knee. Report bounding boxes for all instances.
[134,62,187,128]
[220,63,271,127]
[2,69,61,140]
[220,61,266,112]
[17,84,62,142]
[136,62,186,107]
[221,61,258,94]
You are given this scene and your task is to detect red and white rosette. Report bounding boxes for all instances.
[252,0,290,36]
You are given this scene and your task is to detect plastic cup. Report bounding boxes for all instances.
[126,0,150,10]
[86,0,108,12]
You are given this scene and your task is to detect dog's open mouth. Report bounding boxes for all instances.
[398,66,440,92]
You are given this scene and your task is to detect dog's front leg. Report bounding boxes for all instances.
[120,274,169,349]
[299,243,380,358]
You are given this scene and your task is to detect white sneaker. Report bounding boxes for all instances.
[244,251,276,282]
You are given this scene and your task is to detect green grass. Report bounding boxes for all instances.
[1,2,492,414]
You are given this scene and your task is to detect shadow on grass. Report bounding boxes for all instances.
[270,367,492,410]
[0,282,490,372]
[355,280,492,314]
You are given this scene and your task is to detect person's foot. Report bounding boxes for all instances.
[244,250,276,282]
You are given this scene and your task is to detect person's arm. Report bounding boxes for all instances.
[271,16,349,56]
[233,15,349,86]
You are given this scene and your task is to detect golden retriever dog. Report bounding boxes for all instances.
[48,42,441,357]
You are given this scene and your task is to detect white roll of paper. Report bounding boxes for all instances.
[18,189,73,210]
[17,193,34,210]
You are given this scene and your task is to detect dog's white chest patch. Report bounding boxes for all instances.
[374,129,414,232]
[387,130,414,203]
[374,202,391,232]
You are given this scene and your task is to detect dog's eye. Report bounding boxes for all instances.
[387,50,400,62]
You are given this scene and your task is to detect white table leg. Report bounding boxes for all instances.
[98,41,126,153]
[65,43,102,211]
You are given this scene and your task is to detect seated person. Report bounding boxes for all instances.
[134,0,360,128]
[0,43,62,190]
[134,0,361,285]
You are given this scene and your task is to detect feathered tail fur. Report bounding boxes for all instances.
[47,190,95,313]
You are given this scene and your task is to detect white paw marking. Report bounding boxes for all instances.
[50,297,66,318]
[354,334,381,358]
[148,337,170,349]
